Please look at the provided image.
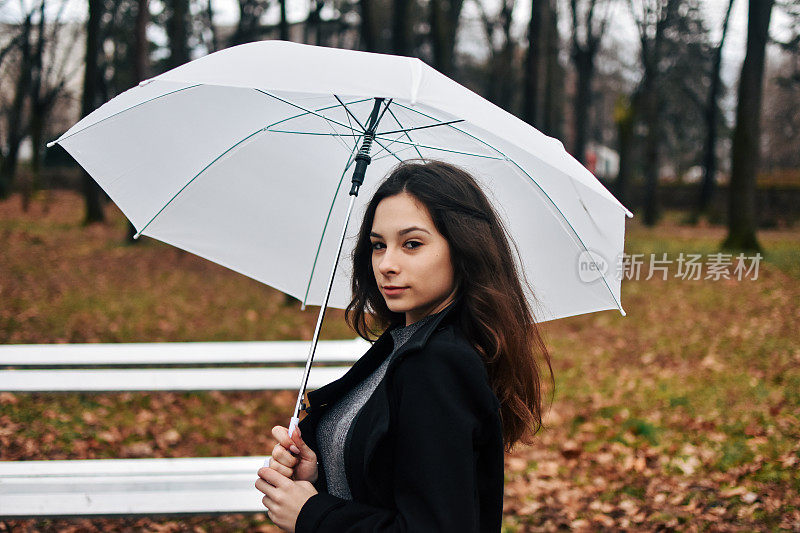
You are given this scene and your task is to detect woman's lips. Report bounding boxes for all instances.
[382,286,408,296]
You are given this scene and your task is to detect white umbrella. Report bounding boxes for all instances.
[49,40,632,435]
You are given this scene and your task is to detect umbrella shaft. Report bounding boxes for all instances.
[291,97,387,432]
[349,98,385,196]
[292,194,358,423]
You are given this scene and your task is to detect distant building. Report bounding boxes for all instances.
[584,142,619,180]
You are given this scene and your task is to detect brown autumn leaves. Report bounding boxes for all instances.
[1,192,799,531]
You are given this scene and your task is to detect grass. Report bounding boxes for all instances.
[1,191,799,531]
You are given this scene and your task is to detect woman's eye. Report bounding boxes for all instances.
[371,242,385,250]
[404,241,422,249]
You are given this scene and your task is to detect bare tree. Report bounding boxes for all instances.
[126,0,150,242]
[628,0,680,226]
[278,0,289,40]
[476,0,517,111]
[430,0,465,76]
[229,0,270,46]
[392,0,412,55]
[541,0,564,139]
[696,0,735,220]
[723,0,775,251]
[134,0,150,79]
[201,0,221,52]
[303,0,326,45]
[761,2,800,173]
[165,0,191,69]
[359,0,378,51]
[82,0,105,223]
[614,93,634,204]
[523,0,547,127]
[0,10,33,199]
[567,0,613,164]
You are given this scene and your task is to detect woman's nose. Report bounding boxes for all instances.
[378,247,400,276]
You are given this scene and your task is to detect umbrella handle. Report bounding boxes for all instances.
[288,416,300,439]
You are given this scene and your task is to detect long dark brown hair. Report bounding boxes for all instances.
[346,160,554,450]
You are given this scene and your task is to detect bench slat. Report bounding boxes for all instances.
[0,339,368,366]
[0,457,266,517]
[0,366,349,392]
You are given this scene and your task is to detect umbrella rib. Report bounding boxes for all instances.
[265,97,373,132]
[372,144,424,162]
[333,95,367,132]
[376,118,464,136]
[386,106,425,160]
[369,134,407,160]
[370,137,404,162]
[47,84,203,147]
[254,89,362,135]
[372,136,504,161]
[265,130,363,137]
[374,98,394,129]
[301,137,363,308]
[334,95,360,153]
[390,102,626,315]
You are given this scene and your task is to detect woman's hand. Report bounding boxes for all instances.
[256,467,317,532]
[269,425,318,483]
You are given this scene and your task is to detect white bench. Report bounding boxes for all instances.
[0,457,268,517]
[0,339,367,391]
[0,339,368,517]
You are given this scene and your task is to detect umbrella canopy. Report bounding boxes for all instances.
[50,40,632,322]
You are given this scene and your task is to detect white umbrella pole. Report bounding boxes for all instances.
[287,192,358,438]
[286,98,387,440]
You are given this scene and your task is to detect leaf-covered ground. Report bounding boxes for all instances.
[1,192,798,531]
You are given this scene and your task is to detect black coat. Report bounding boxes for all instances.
[295,303,504,532]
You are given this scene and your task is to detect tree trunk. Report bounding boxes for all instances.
[497,2,516,112]
[614,94,634,206]
[642,74,660,226]
[568,0,608,166]
[697,0,734,220]
[134,0,149,81]
[481,0,515,111]
[82,0,105,224]
[304,0,324,45]
[523,0,546,127]
[723,0,774,251]
[127,0,150,242]
[541,0,563,139]
[359,0,377,52]
[0,16,33,199]
[279,0,289,41]
[572,50,593,164]
[166,0,190,69]
[636,0,680,227]
[206,0,220,52]
[392,0,411,55]
[430,0,464,77]
[21,0,48,212]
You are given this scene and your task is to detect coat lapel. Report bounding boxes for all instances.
[305,301,458,412]
[299,302,461,500]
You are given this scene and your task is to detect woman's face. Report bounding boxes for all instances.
[370,192,457,326]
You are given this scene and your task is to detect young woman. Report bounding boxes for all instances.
[256,160,553,532]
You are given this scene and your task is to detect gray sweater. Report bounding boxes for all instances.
[315,313,439,500]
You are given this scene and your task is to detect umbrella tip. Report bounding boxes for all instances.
[46,141,56,148]
[133,232,141,240]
